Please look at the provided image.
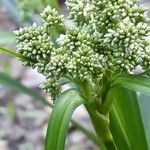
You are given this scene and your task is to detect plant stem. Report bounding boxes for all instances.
[99,88,115,115]
[86,105,117,150]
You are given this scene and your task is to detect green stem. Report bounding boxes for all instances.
[99,88,114,115]
[86,105,117,150]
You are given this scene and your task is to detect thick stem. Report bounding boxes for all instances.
[86,105,117,150]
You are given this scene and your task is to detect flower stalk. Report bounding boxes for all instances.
[86,105,117,150]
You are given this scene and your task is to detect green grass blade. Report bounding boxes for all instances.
[112,74,150,95]
[0,47,35,62]
[0,72,45,102]
[110,87,148,150]
[139,94,150,149]
[45,89,83,150]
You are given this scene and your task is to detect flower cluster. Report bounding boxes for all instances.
[14,23,53,67]
[41,6,64,27]
[15,0,150,99]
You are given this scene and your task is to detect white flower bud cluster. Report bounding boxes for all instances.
[66,0,149,27]
[102,17,150,72]
[14,23,53,67]
[66,0,95,25]
[53,27,105,79]
[41,78,60,97]
[15,1,150,98]
[41,6,64,27]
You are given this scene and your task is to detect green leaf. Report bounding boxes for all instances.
[45,89,83,150]
[0,32,15,45]
[112,74,150,95]
[0,72,46,103]
[110,87,148,150]
[139,94,150,149]
[0,47,35,62]
[0,72,99,147]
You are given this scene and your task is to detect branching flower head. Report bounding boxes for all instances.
[14,0,150,99]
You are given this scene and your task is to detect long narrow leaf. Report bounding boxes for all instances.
[45,89,83,150]
[0,47,35,62]
[0,72,46,103]
[112,74,150,95]
[110,87,148,150]
[139,94,150,149]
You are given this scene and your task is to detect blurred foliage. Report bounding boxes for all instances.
[16,0,44,22]
[0,32,15,45]
[6,102,15,120]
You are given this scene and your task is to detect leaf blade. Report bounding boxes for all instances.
[45,89,83,150]
[139,94,150,149]
[0,47,35,62]
[110,87,148,150]
[0,72,45,102]
[112,74,150,95]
